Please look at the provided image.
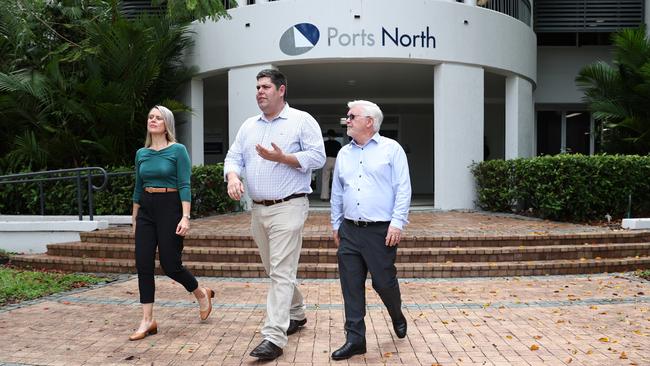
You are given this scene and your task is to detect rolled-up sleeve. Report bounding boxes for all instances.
[223,121,246,181]
[294,114,326,173]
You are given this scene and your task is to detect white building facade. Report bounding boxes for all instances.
[174,0,647,210]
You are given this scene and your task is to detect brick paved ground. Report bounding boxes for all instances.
[1,273,650,366]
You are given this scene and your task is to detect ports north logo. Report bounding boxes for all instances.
[279,23,320,56]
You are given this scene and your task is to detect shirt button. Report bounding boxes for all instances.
[357,203,359,205]
[360,161,362,164]
[358,175,361,178]
[358,189,360,191]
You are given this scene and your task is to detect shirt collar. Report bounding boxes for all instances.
[351,132,381,148]
[258,102,290,123]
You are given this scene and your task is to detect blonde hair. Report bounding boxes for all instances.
[144,105,177,147]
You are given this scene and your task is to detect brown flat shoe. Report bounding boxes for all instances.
[129,320,158,341]
[200,287,215,321]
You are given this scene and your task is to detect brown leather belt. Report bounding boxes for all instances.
[253,193,307,206]
[144,187,178,193]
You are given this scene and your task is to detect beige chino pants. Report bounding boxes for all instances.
[320,157,336,200]
[251,196,308,348]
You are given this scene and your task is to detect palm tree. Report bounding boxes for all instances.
[576,26,650,155]
[0,0,228,172]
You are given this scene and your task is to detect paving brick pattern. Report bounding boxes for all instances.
[2,274,650,365]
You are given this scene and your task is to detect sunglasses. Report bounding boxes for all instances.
[346,114,371,121]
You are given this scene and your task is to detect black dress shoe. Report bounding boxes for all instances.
[249,340,283,360]
[393,316,407,338]
[287,318,307,335]
[331,341,366,360]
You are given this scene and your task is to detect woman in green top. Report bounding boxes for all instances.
[129,105,214,341]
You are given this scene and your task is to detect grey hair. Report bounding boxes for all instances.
[144,105,177,147]
[347,100,383,132]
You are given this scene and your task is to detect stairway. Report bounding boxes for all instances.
[10,225,650,278]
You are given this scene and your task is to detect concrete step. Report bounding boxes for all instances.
[10,254,650,278]
[46,242,650,263]
[79,230,650,248]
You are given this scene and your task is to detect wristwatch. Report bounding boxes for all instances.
[182,214,190,219]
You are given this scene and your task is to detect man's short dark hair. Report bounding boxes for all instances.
[256,69,288,100]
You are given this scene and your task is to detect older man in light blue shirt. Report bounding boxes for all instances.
[330,100,411,361]
[224,69,325,361]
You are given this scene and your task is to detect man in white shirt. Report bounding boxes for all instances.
[330,100,412,360]
[224,69,326,361]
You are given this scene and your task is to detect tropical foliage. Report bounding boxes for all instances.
[576,26,650,155]
[471,154,650,222]
[0,0,229,173]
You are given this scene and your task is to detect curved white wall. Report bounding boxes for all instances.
[188,0,537,83]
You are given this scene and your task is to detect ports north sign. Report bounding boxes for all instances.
[280,23,437,56]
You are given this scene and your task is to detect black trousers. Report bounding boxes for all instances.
[135,191,198,304]
[337,220,404,343]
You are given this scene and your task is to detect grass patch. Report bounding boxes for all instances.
[0,267,106,306]
[636,269,650,280]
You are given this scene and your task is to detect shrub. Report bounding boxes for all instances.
[471,154,650,222]
[0,164,240,218]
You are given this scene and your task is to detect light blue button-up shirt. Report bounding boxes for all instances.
[224,103,326,201]
[330,133,411,230]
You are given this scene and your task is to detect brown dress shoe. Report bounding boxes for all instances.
[200,287,215,320]
[129,320,158,341]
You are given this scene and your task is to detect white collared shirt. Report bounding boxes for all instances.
[224,103,326,200]
[330,133,411,230]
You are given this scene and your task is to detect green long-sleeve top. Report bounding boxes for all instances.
[132,143,192,203]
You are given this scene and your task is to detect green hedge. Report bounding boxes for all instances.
[0,164,240,218]
[471,154,650,222]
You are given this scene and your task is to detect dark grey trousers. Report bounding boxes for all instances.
[337,220,404,343]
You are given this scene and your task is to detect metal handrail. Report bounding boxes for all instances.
[0,167,109,221]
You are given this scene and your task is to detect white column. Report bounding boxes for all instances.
[505,75,534,159]
[227,64,273,210]
[179,78,204,166]
[434,63,483,210]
